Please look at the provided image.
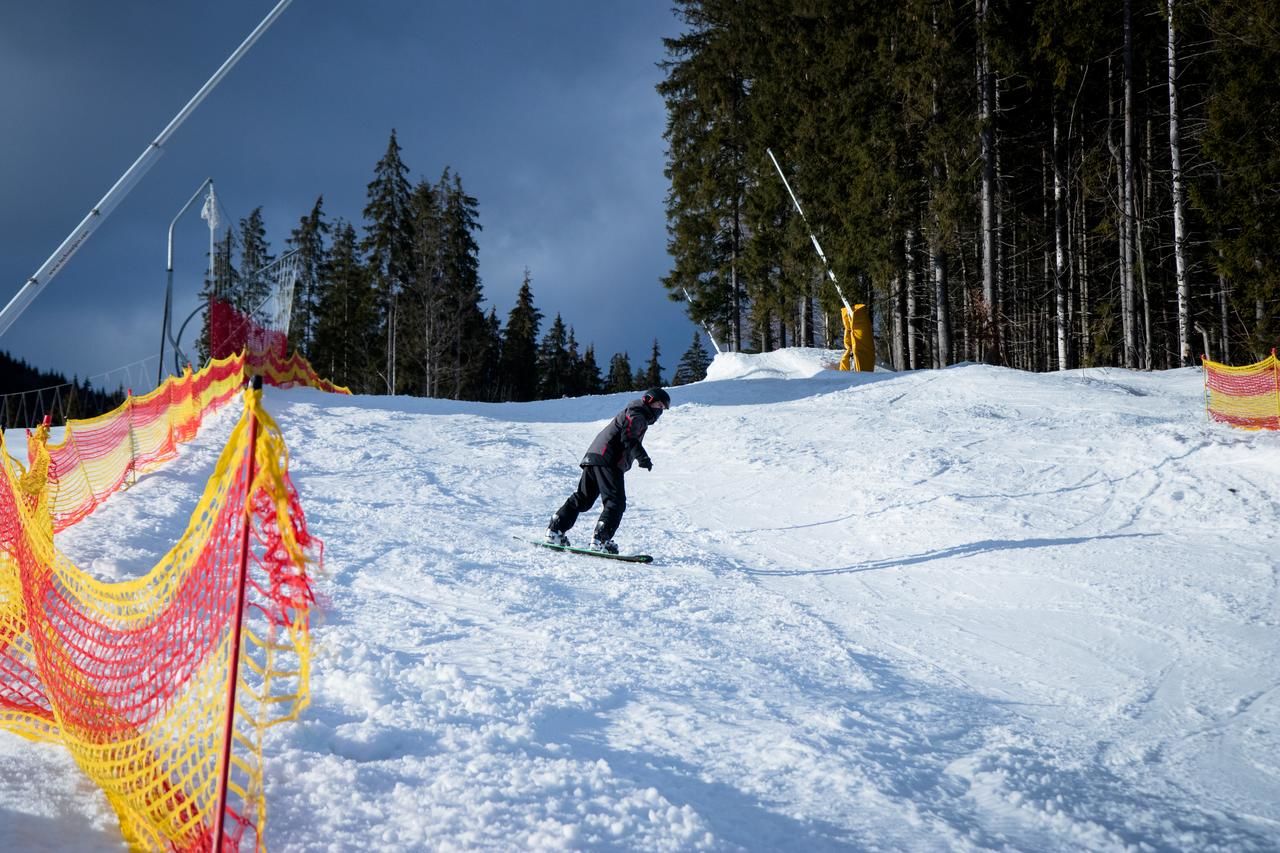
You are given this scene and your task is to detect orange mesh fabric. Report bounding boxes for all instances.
[40,353,246,532]
[0,385,317,851]
[255,351,351,395]
[207,297,351,396]
[1203,352,1280,430]
[36,351,345,534]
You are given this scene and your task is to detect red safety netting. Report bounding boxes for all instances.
[0,328,348,849]
[1202,351,1280,430]
[39,353,247,532]
[209,298,287,364]
[34,346,347,535]
[256,350,351,395]
[1,386,318,851]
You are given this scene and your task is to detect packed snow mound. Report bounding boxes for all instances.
[703,347,844,381]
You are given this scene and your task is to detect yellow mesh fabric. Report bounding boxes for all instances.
[41,353,247,532]
[255,351,352,394]
[0,385,318,851]
[1202,352,1280,430]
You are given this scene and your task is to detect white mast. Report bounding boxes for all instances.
[0,0,295,338]
[765,148,853,314]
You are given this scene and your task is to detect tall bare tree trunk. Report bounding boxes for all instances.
[1138,237,1153,369]
[933,245,950,367]
[893,250,909,370]
[730,247,741,352]
[1078,188,1091,362]
[995,75,1006,366]
[1122,0,1138,367]
[1167,0,1192,365]
[929,4,950,367]
[1041,146,1053,369]
[386,291,397,394]
[800,293,813,347]
[1053,104,1069,370]
[977,0,999,364]
[905,225,920,369]
[1218,263,1230,363]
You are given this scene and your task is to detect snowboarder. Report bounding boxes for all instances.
[546,387,671,554]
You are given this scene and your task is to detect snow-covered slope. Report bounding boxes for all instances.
[3,350,1278,851]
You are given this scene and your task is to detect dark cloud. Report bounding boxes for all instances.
[0,1,695,387]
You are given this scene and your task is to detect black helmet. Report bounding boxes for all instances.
[642,387,671,410]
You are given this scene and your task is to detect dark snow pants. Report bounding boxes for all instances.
[551,464,626,541]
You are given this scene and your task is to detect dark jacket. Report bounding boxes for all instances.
[581,397,659,472]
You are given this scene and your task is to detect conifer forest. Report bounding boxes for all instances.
[660,0,1279,371]
[207,0,1278,401]
[197,130,708,400]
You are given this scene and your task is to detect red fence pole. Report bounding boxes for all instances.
[212,376,261,850]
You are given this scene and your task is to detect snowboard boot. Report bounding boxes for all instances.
[590,538,619,555]
[546,527,571,547]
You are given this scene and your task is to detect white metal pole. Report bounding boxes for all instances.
[765,148,852,314]
[159,178,214,384]
[682,287,722,354]
[0,0,295,339]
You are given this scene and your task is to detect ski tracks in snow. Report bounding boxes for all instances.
[8,361,1279,852]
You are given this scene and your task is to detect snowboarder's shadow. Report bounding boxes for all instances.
[743,533,1156,577]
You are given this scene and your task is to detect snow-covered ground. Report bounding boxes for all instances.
[2,348,1278,851]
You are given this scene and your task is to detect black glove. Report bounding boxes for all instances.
[638,456,653,471]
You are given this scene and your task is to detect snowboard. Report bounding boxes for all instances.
[517,536,653,563]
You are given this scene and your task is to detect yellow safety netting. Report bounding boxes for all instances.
[1202,351,1280,430]
[34,350,347,534]
[1,384,319,851]
[40,353,247,531]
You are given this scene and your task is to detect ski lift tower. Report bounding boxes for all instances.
[0,0,295,342]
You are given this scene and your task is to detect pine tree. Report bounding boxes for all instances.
[565,328,584,397]
[499,270,543,402]
[195,228,235,366]
[237,206,274,318]
[1196,0,1280,358]
[400,179,442,396]
[658,0,753,352]
[362,129,414,393]
[578,342,603,396]
[469,308,504,402]
[312,221,378,393]
[287,196,330,358]
[673,332,712,385]
[605,352,633,393]
[641,339,665,387]
[537,314,572,399]
[397,168,487,399]
[437,169,487,399]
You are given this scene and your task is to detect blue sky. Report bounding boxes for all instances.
[0,1,696,390]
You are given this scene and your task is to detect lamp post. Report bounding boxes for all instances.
[0,0,295,340]
[159,179,214,385]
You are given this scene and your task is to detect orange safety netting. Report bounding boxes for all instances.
[209,298,286,365]
[40,353,247,532]
[1202,351,1280,430]
[207,295,351,396]
[0,384,317,851]
[254,350,351,395]
[36,351,347,534]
